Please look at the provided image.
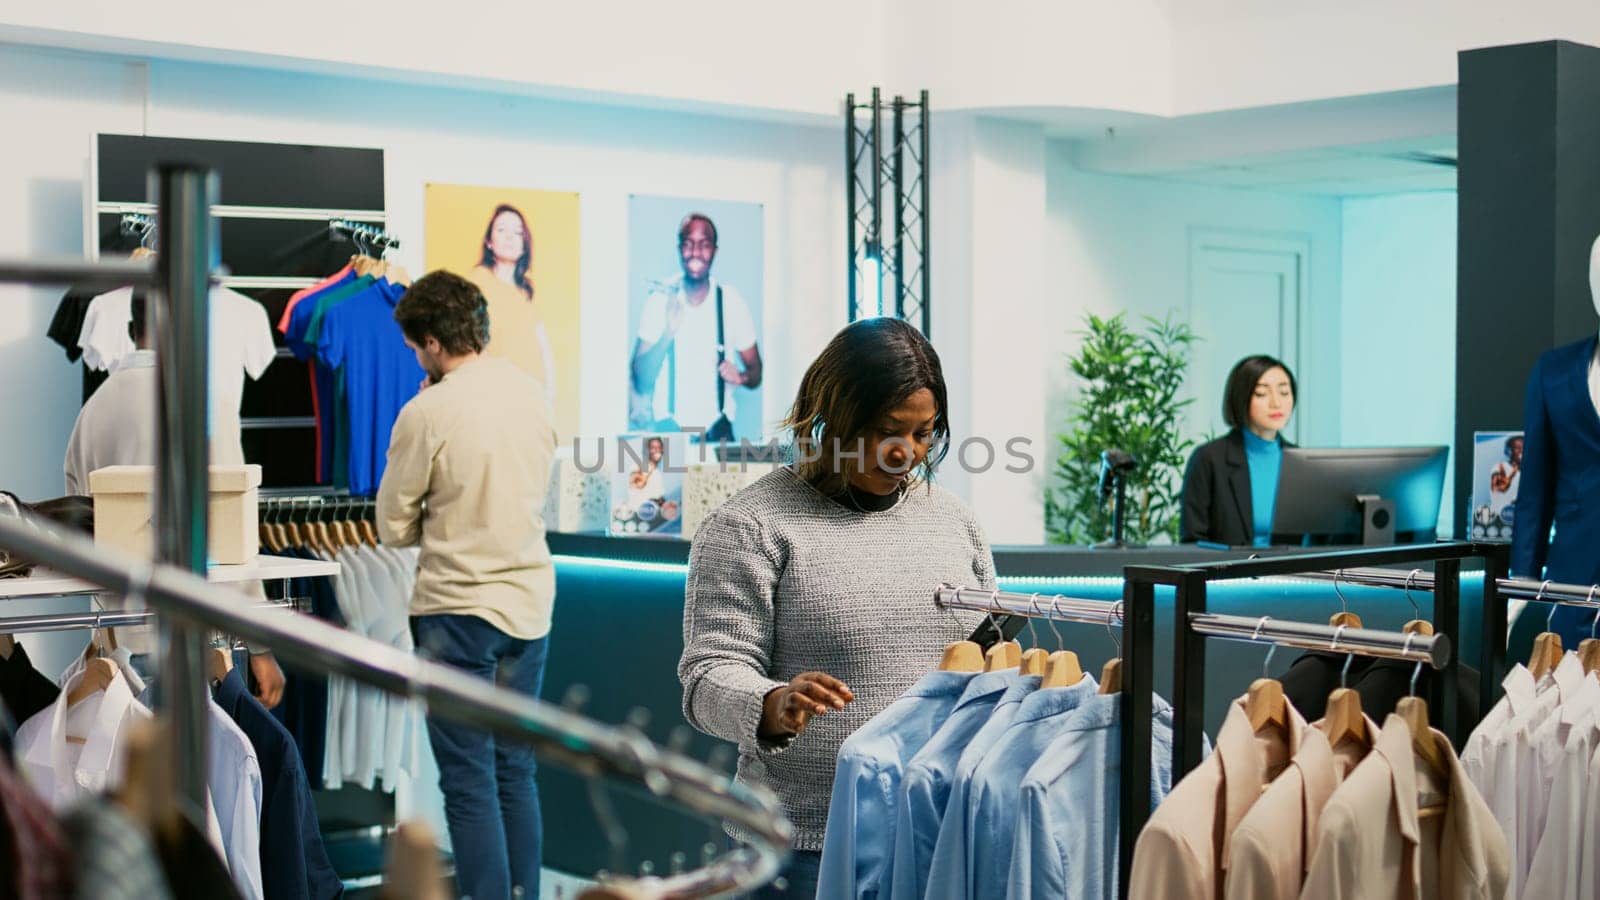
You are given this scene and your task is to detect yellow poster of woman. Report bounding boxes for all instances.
[424,184,581,440]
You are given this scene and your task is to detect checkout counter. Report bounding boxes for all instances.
[537,533,1496,878]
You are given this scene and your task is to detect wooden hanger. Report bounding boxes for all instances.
[65,657,118,709]
[1099,658,1122,695]
[1246,676,1288,733]
[1245,618,1289,734]
[938,641,984,672]
[984,640,1021,672]
[208,645,234,685]
[378,821,450,900]
[1041,650,1085,688]
[0,634,13,660]
[1579,638,1600,676]
[1396,695,1449,819]
[1328,571,1362,629]
[1097,604,1123,694]
[1321,687,1366,749]
[1576,586,1600,675]
[117,718,183,842]
[1529,632,1564,681]
[1019,648,1048,677]
[1400,570,1433,636]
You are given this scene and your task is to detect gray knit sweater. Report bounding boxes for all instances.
[678,467,994,851]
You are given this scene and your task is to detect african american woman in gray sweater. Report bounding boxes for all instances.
[678,317,994,898]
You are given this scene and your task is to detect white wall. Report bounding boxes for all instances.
[0,44,845,501]
[1171,0,1600,115]
[1339,192,1458,535]
[8,1,1600,125]
[1044,144,1346,459]
[1035,145,1347,543]
[0,45,146,501]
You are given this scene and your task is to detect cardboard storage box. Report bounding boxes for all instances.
[88,464,262,565]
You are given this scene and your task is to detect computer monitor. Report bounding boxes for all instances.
[1270,446,1449,546]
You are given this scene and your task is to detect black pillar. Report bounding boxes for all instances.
[1455,40,1600,537]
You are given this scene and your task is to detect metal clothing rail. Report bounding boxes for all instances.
[934,584,1151,900]
[1497,577,1600,605]
[0,600,297,636]
[1188,613,1449,667]
[934,584,1447,900]
[0,257,155,290]
[0,514,789,897]
[1133,541,1508,777]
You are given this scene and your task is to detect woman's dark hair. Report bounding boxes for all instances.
[394,271,491,356]
[479,204,535,300]
[782,318,950,494]
[1222,355,1297,429]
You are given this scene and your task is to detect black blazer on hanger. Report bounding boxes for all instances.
[1179,429,1295,546]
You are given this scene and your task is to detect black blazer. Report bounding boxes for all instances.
[1179,430,1294,546]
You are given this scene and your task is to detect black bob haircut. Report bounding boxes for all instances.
[1222,355,1296,430]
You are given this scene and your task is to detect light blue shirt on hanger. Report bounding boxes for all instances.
[1005,692,1179,900]
[964,674,1101,899]
[887,668,1021,900]
[816,669,977,900]
[922,674,1046,898]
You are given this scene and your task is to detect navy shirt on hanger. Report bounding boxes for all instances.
[215,668,344,900]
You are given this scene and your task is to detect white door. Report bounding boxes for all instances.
[1187,230,1308,445]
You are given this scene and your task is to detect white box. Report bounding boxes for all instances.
[682,462,779,540]
[88,464,263,565]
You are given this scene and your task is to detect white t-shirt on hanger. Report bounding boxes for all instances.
[77,285,276,463]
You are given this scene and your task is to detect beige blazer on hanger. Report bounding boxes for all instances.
[1129,696,1307,900]
[1224,715,1377,900]
[1301,714,1510,900]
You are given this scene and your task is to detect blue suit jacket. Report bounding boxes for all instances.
[1512,335,1600,616]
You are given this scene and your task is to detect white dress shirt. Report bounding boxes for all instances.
[372,545,420,791]
[322,547,354,790]
[1511,653,1586,885]
[208,698,264,900]
[1523,672,1600,899]
[1462,662,1552,899]
[14,663,149,810]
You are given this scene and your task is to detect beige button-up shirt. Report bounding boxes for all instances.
[1302,714,1510,900]
[377,356,557,640]
[1224,715,1377,900]
[1129,696,1307,900]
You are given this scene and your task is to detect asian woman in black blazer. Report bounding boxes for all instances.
[1180,355,1297,547]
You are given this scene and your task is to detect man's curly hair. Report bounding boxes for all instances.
[394,270,490,355]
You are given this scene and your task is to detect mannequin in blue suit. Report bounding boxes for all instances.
[1511,235,1600,645]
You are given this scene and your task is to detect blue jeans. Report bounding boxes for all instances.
[747,849,821,900]
[412,614,548,900]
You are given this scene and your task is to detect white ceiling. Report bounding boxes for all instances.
[1140,136,1457,196]
[1038,87,1459,197]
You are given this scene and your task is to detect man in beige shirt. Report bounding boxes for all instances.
[376,270,556,900]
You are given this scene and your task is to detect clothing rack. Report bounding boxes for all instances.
[0,513,789,898]
[1,164,217,828]
[327,218,400,252]
[934,583,1449,900]
[934,583,1152,900]
[1126,541,1509,785]
[0,600,299,636]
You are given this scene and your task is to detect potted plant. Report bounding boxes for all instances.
[1047,312,1197,545]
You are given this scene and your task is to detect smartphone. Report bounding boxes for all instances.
[966,612,1027,650]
